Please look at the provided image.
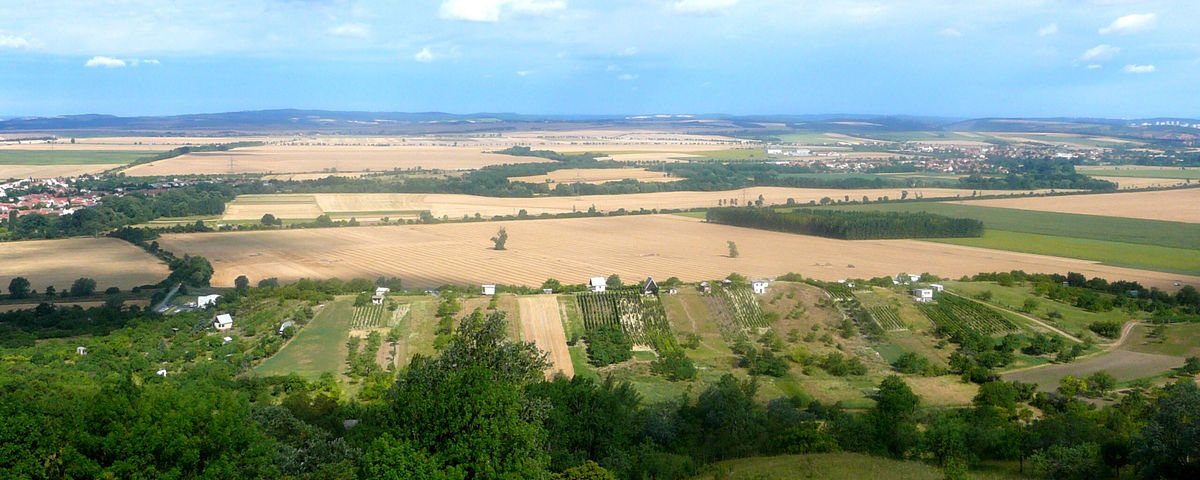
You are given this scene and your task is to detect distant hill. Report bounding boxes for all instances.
[0,109,1196,141]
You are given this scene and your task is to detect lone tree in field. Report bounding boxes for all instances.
[234,275,250,291]
[727,241,739,258]
[260,213,278,226]
[7,277,31,299]
[491,227,508,250]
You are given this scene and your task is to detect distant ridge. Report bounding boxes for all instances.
[0,109,1196,140]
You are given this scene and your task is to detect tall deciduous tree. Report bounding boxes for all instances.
[7,277,31,299]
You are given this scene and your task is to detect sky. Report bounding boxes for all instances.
[0,0,1197,118]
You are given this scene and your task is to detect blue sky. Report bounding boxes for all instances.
[0,0,1197,118]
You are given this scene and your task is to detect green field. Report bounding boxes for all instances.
[942,281,1148,335]
[1121,323,1200,357]
[933,230,1200,276]
[1078,165,1200,180]
[0,149,158,165]
[255,296,353,379]
[692,453,1022,480]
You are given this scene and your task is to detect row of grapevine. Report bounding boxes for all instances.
[917,294,1015,340]
[352,304,386,328]
[806,280,854,300]
[576,290,678,351]
[717,286,768,329]
[867,306,906,331]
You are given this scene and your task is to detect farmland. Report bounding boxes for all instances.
[517,295,574,378]
[1002,349,1183,391]
[255,296,354,379]
[1077,165,1200,180]
[0,164,125,179]
[0,237,168,291]
[220,186,1057,222]
[916,293,1016,340]
[0,149,155,165]
[955,188,1200,223]
[157,214,1199,290]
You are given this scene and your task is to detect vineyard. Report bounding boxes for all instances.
[703,285,769,340]
[807,280,855,300]
[867,306,906,332]
[577,290,678,352]
[352,303,408,328]
[917,293,1016,340]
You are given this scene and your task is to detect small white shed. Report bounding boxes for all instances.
[278,321,294,335]
[589,277,607,293]
[930,284,945,292]
[76,346,87,356]
[197,294,221,308]
[911,288,934,303]
[751,280,769,295]
[213,313,233,330]
[156,369,168,377]
[482,284,496,296]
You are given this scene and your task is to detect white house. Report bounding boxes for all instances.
[222,336,233,345]
[278,321,294,335]
[751,280,769,295]
[909,274,922,283]
[482,284,496,296]
[589,277,607,293]
[76,346,87,356]
[213,313,233,331]
[930,284,945,292]
[197,294,221,308]
[911,288,934,303]
[375,287,390,296]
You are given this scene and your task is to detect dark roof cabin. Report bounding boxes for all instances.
[642,277,659,295]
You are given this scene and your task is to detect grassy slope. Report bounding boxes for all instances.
[692,453,1022,480]
[1121,323,1200,357]
[0,150,156,165]
[932,230,1200,276]
[255,296,353,379]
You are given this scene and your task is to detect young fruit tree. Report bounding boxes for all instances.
[727,241,739,258]
[491,227,508,250]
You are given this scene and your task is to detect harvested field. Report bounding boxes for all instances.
[518,295,574,379]
[157,215,1199,290]
[261,172,373,181]
[0,299,150,313]
[222,186,1056,221]
[956,188,1200,223]
[0,237,168,290]
[509,168,682,184]
[599,153,701,162]
[122,145,550,176]
[0,164,123,179]
[1002,349,1183,391]
[1096,176,1189,189]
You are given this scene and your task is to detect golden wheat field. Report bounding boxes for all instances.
[221,187,1052,221]
[1097,176,1190,189]
[0,238,169,290]
[956,188,1200,223]
[157,215,1198,290]
[508,168,683,184]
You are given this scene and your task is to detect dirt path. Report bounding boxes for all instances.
[518,295,574,379]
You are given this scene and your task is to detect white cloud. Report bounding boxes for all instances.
[1079,44,1119,62]
[516,70,531,76]
[1087,64,1103,69]
[1038,23,1058,36]
[1123,64,1155,73]
[440,0,566,22]
[85,56,126,68]
[939,28,962,37]
[606,64,621,71]
[618,73,638,80]
[414,47,435,62]
[142,59,160,65]
[1100,13,1156,35]
[330,23,371,38]
[0,34,31,49]
[673,0,739,14]
[617,46,639,56]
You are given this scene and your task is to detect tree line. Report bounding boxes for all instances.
[705,207,984,239]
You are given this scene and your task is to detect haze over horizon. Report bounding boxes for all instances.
[2,0,1198,118]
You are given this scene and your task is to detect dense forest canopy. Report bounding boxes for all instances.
[705,207,985,239]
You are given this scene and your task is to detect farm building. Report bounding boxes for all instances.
[751,280,769,295]
[542,288,553,294]
[76,346,87,356]
[197,294,221,308]
[930,284,945,292]
[278,321,294,335]
[372,287,390,305]
[911,288,934,303]
[589,277,607,293]
[482,284,496,295]
[893,273,922,285]
[213,313,233,330]
[642,277,659,296]
[699,282,712,294]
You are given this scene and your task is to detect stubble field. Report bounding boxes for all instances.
[508,168,682,184]
[0,237,169,290]
[156,215,1198,290]
[956,188,1200,223]
[221,186,1055,222]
